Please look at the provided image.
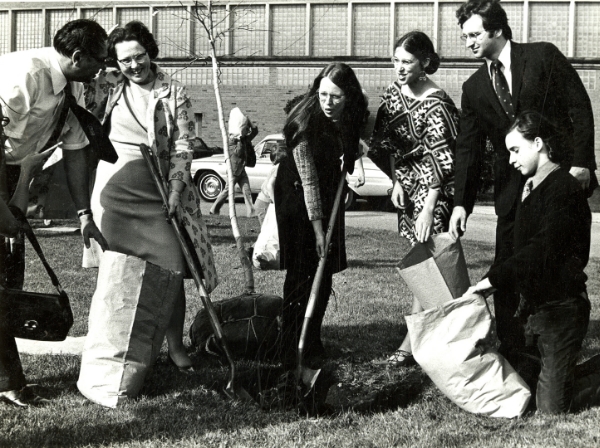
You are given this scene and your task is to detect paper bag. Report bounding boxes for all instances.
[228,107,249,138]
[397,233,470,309]
[77,251,183,408]
[406,294,531,418]
[252,204,280,270]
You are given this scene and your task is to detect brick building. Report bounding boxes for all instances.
[1,0,599,214]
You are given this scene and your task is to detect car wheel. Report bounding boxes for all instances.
[344,189,356,211]
[196,172,225,201]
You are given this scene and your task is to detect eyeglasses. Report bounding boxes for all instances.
[391,57,416,66]
[318,91,345,104]
[117,52,148,67]
[460,31,484,42]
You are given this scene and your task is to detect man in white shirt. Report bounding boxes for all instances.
[0,19,109,407]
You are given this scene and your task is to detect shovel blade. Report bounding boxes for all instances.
[224,383,255,403]
[297,366,321,397]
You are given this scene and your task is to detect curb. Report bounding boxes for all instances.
[473,205,600,223]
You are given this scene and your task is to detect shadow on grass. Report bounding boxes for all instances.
[347,258,400,269]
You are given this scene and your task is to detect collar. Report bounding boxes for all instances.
[49,48,69,95]
[528,159,560,190]
[486,40,511,77]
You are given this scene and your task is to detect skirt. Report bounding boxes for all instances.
[83,145,185,273]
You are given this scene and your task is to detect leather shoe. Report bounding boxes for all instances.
[386,349,416,367]
[0,386,50,407]
[168,354,197,374]
[0,390,29,407]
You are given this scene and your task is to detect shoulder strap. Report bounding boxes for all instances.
[8,206,66,296]
[122,84,149,133]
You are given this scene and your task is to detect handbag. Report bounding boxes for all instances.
[245,140,257,168]
[0,207,73,341]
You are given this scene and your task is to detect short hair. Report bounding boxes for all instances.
[507,110,567,163]
[108,21,159,61]
[394,31,440,75]
[284,63,367,149]
[53,19,108,58]
[456,0,513,40]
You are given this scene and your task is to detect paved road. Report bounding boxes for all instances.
[344,205,600,257]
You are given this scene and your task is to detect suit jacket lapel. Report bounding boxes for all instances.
[477,64,507,119]
[510,42,525,109]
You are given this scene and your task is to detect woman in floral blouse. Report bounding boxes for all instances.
[83,21,217,372]
[369,31,459,367]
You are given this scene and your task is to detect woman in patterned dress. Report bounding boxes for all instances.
[275,63,367,367]
[369,31,459,367]
[83,22,217,372]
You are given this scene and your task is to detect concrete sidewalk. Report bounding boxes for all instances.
[17,336,85,356]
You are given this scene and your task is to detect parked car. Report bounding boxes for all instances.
[191,137,223,159]
[191,134,392,210]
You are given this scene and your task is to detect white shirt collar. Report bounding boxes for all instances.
[529,160,560,190]
[48,48,68,95]
[486,40,511,77]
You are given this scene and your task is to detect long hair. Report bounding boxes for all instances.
[456,0,513,40]
[283,63,366,154]
[507,110,567,163]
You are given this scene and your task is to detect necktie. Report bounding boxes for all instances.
[59,83,118,164]
[42,84,74,151]
[491,61,515,120]
[522,179,533,201]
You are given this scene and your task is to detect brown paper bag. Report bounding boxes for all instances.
[406,294,531,418]
[77,251,183,408]
[396,233,470,309]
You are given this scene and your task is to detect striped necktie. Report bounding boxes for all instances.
[522,179,533,201]
[491,60,515,120]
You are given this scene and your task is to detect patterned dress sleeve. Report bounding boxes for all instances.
[293,139,323,221]
[421,97,459,190]
[84,70,116,123]
[368,94,396,180]
[168,82,195,184]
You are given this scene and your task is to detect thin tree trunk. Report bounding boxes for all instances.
[206,1,254,294]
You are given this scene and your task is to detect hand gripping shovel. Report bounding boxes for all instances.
[296,173,346,399]
[139,144,252,402]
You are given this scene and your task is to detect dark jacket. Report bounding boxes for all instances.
[229,125,258,177]
[487,168,590,313]
[454,42,597,217]
[274,119,347,273]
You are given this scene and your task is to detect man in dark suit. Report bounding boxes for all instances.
[449,0,597,363]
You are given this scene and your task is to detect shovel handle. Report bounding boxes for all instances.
[297,172,346,368]
[139,145,237,375]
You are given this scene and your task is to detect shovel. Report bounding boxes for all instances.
[139,144,253,402]
[295,172,347,397]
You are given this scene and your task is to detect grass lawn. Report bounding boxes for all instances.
[2,215,600,448]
